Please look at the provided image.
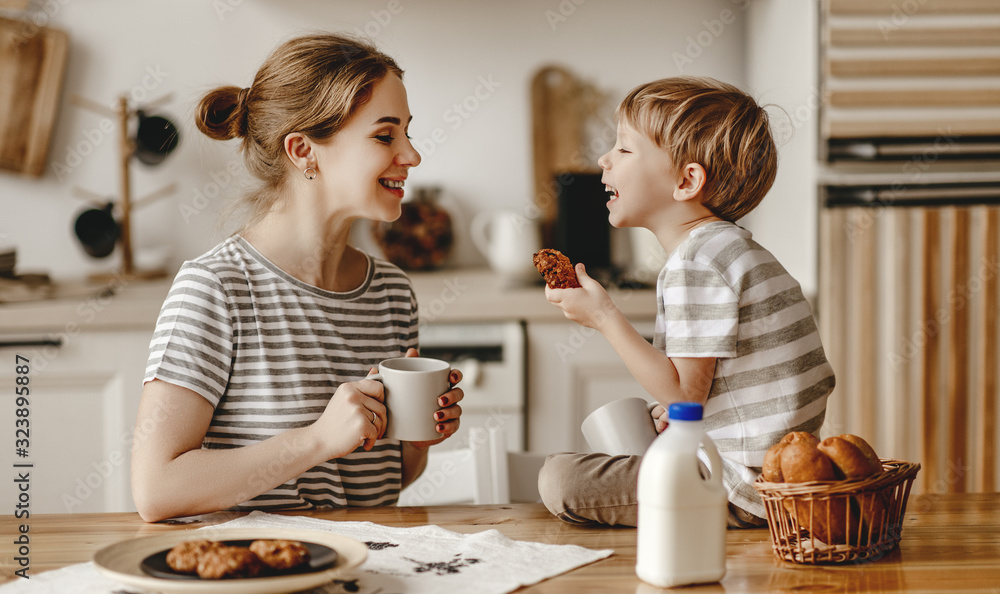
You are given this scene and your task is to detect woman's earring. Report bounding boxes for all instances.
[304,167,317,180]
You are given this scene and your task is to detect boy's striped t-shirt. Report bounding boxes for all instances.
[654,221,835,519]
[143,235,419,510]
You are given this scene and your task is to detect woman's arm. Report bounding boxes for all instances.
[131,378,385,522]
[400,443,430,488]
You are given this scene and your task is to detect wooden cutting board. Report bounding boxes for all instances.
[530,65,604,243]
[531,66,585,225]
[0,17,68,177]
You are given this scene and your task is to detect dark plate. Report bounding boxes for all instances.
[140,539,338,580]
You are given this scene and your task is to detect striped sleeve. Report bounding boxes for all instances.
[144,263,233,407]
[408,285,420,351]
[656,260,739,358]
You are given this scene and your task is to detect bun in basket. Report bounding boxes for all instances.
[762,432,822,481]
[818,436,882,479]
[763,432,884,545]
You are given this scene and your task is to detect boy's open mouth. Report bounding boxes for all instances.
[605,184,619,199]
[379,178,405,189]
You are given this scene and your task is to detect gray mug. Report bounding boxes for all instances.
[581,397,658,456]
[369,357,451,442]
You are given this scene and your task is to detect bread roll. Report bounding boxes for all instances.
[807,496,863,545]
[761,441,788,482]
[779,441,836,483]
[763,431,885,546]
[856,491,889,543]
[780,431,821,447]
[838,434,882,473]
[818,436,882,480]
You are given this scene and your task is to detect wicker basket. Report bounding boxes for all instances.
[753,459,921,564]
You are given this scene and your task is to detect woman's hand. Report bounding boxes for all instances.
[314,376,388,456]
[544,263,619,331]
[400,347,463,449]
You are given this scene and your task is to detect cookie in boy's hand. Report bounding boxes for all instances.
[532,248,581,288]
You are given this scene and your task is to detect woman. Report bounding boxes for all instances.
[131,33,463,523]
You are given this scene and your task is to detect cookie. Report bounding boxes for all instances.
[532,248,581,288]
[196,545,263,579]
[249,539,311,571]
[165,539,222,574]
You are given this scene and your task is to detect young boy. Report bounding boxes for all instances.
[537,76,836,528]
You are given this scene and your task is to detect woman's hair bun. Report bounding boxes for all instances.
[195,85,247,141]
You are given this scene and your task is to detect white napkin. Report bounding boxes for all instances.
[0,511,613,594]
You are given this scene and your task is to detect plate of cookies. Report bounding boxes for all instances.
[93,528,367,593]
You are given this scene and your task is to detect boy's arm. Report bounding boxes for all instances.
[544,264,715,410]
[598,308,716,408]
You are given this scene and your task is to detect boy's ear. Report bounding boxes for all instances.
[283,132,315,170]
[672,163,706,202]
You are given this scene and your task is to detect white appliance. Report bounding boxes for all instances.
[418,321,526,452]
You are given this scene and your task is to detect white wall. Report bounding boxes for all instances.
[2,0,764,280]
[743,0,819,296]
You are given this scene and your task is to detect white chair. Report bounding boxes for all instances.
[398,427,546,506]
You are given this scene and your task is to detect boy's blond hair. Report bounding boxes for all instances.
[616,76,777,222]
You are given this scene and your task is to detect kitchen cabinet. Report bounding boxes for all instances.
[526,319,656,455]
[0,329,150,514]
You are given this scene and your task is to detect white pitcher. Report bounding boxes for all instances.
[470,210,542,282]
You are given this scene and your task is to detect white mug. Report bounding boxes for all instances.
[369,357,451,442]
[581,397,659,456]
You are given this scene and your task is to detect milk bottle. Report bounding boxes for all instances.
[636,402,727,587]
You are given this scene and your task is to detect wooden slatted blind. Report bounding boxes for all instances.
[822,0,1000,139]
[820,205,1000,494]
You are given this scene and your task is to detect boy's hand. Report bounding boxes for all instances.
[544,263,619,331]
[650,403,669,433]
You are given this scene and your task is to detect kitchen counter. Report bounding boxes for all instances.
[0,267,656,332]
[3,494,999,591]
[407,267,655,323]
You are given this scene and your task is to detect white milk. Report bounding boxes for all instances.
[636,402,727,588]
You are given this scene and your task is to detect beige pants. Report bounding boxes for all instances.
[537,453,767,528]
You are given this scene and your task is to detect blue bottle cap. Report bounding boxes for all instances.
[668,402,703,421]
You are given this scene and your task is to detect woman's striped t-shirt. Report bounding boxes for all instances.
[654,221,836,519]
[143,235,419,510]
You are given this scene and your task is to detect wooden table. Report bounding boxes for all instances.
[2,493,999,592]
